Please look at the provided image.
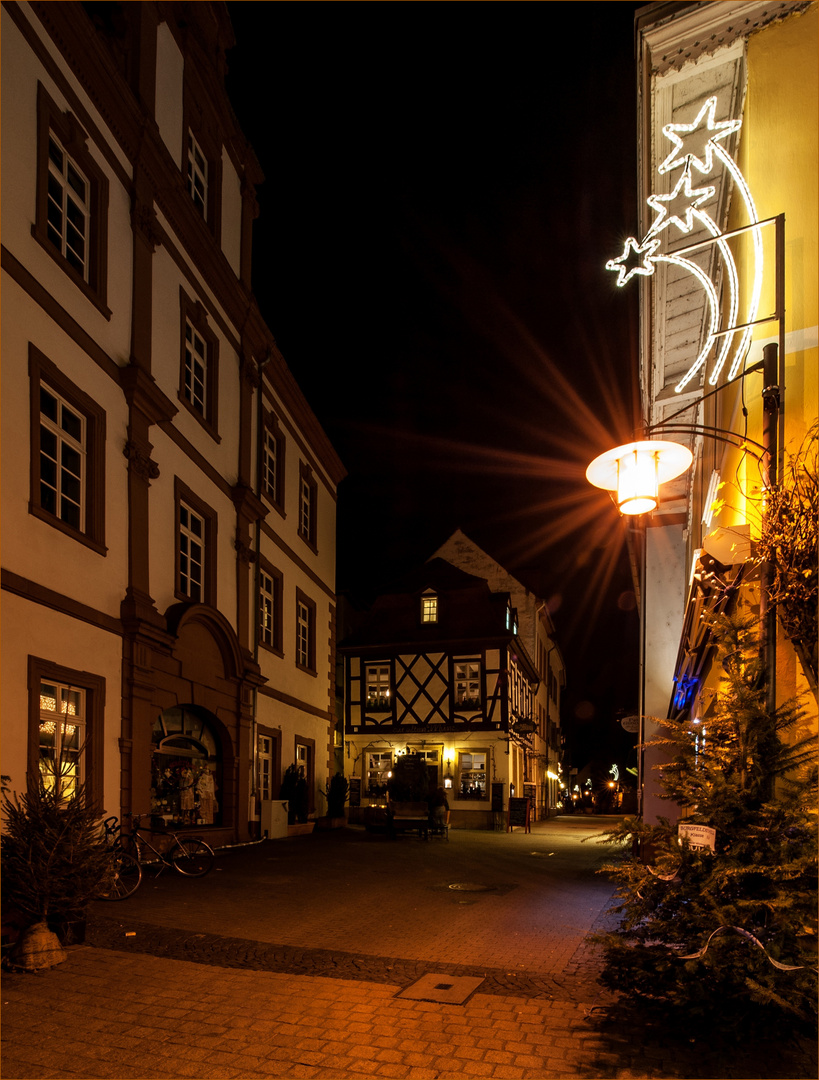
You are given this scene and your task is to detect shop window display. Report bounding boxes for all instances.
[151,708,221,826]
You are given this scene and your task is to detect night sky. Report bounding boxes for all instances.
[225,2,646,771]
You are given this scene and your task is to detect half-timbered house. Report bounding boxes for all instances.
[340,552,556,829]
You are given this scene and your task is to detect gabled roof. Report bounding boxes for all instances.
[338,558,512,650]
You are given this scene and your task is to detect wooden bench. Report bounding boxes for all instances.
[388,801,429,840]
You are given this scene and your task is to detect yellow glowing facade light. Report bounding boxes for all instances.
[586,441,694,516]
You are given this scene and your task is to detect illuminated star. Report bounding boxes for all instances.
[605,235,661,287]
[646,169,716,237]
[659,95,742,176]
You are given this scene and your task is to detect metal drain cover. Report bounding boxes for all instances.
[398,973,485,1004]
[448,882,495,892]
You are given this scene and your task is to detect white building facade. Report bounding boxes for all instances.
[1,1,345,844]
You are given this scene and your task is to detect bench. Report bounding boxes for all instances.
[429,809,450,840]
[388,801,429,840]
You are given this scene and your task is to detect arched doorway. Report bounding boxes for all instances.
[151,706,223,827]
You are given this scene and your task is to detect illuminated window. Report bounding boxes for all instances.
[39,680,85,801]
[454,660,481,707]
[457,751,488,800]
[187,130,208,218]
[366,664,391,710]
[367,751,392,796]
[421,593,438,623]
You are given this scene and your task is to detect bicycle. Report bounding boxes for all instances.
[96,817,143,900]
[96,813,214,899]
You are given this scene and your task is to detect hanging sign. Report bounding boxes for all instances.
[620,715,640,734]
[678,822,716,853]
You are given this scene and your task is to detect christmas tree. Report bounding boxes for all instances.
[596,611,817,1036]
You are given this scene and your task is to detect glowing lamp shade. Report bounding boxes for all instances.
[586,440,693,515]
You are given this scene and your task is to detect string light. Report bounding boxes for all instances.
[606,96,764,397]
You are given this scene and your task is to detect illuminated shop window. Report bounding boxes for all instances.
[367,751,392,796]
[457,751,487,800]
[151,708,221,826]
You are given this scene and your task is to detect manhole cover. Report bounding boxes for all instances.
[398,973,485,1004]
[448,883,495,892]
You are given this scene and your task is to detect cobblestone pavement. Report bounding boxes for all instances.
[2,816,816,1080]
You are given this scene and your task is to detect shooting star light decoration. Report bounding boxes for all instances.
[606,96,763,394]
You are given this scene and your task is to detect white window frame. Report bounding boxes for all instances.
[187,129,208,218]
[263,430,279,503]
[179,500,205,601]
[421,593,438,623]
[39,382,86,533]
[366,664,391,710]
[454,660,481,707]
[184,318,207,416]
[299,476,312,538]
[457,750,488,800]
[259,569,276,647]
[367,750,393,796]
[296,599,311,669]
[46,131,90,281]
[39,679,85,801]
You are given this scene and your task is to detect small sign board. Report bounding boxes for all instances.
[507,796,531,833]
[678,822,716,853]
[348,777,361,807]
[620,715,640,734]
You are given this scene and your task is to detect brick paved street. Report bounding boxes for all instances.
[2,816,815,1079]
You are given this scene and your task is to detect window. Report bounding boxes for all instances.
[421,592,438,623]
[187,129,208,218]
[454,660,481,707]
[258,562,283,654]
[151,707,221,826]
[29,346,106,554]
[34,84,109,312]
[179,291,219,437]
[506,602,518,635]
[457,751,488,800]
[175,481,217,605]
[38,680,84,801]
[366,664,391,710]
[367,751,393,796]
[39,383,84,532]
[261,412,285,512]
[28,657,104,805]
[298,462,317,550]
[295,589,317,674]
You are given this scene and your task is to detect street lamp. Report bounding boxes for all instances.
[586,440,693,515]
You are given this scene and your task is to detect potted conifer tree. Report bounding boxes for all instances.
[1,779,111,970]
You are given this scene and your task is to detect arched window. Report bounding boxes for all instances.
[151,707,221,826]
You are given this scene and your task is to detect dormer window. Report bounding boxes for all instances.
[421,592,438,624]
[506,602,518,635]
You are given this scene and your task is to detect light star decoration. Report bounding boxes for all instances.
[658,95,741,176]
[645,168,716,237]
[605,235,661,287]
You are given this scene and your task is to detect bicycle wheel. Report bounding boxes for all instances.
[172,838,215,876]
[97,851,142,899]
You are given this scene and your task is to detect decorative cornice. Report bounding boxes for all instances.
[121,364,178,426]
